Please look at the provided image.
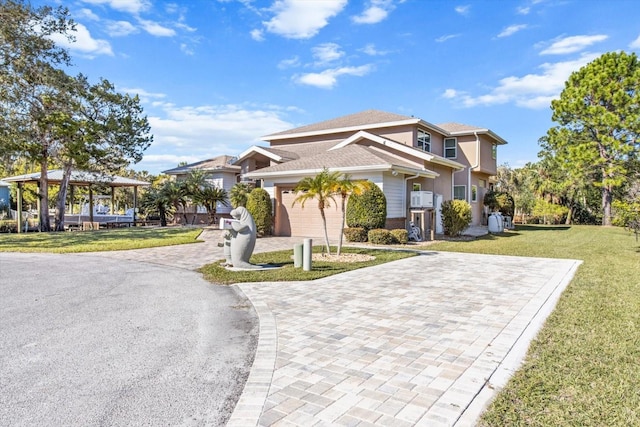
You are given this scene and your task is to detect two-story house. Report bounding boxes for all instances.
[234,109,506,239]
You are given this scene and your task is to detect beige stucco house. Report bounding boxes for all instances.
[235,110,507,239]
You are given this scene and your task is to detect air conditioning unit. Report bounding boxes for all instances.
[410,191,433,208]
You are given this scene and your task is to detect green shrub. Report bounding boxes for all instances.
[368,228,394,245]
[246,188,273,236]
[346,183,386,231]
[390,228,409,244]
[343,227,368,242]
[484,190,515,217]
[441,199,472,236]
[0,219,17,233]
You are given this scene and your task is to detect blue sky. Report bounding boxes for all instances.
[42,0,640,175]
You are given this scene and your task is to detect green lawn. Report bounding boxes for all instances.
[0,227,203,253]
[430,225,640,426]
[198,245,417,284]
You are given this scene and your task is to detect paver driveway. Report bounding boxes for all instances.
[229,251,581,426]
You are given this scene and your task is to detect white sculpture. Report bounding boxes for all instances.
[228,207,258,269]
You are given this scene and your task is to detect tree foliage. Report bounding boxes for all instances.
[293,168,341,254]
[346,183,387,231]
[331,174,372,255]
[229,183,252,208]
[246,187,272,236]
[440,199,472,236]
[1,0,152,231]
[540,51,640,226]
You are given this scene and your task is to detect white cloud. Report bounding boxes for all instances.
[443,52,600,109]
[78,8,100,20]
[180,43,194,56]
[540,34,608,55]
[250,29,265,41]
[81,0,151,14]
[497,24,528,38]
[295,65,374,89]
[137,19,176,37]
[352,6,387,24]
[49,23,113,57]
[442,89,458,99]
[278,56,300,69]
[516,6,530,15]
[352,0,397,24]
[455,5,470,15]
[106,20,139,37]
[312,43,344,65]
[630,34,640,49]
[361,43,389,55]
[435,34,461,43]
[263,0,347,39]
[121,88,166,103]
[134,103,295,173]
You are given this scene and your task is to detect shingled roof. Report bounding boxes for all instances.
[265,109,419,139]
[244,144,436,178]
[163,155,240,174]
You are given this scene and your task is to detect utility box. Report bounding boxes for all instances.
[410,191,433,208]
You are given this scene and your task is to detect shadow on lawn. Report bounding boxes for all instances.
[515,225,572,232]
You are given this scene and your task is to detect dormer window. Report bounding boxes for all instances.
[417,129,431,152]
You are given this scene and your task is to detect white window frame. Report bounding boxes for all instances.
[417,129,431,152]
[444,137,457,159]
[453,185,466,200]
[471,185,478,203]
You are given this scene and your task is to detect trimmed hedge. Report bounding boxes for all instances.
[390,228,409,244]
[246,188,273,236]
[343,227,368,242]
[346,183,386,231]
[368,228,394,245]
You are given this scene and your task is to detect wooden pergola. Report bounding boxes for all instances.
[2,170,151,232]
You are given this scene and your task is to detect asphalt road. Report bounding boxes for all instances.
[0,252,257,426]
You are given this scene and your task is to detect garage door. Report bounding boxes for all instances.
[276,188,344,239]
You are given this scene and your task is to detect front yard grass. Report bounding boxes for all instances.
[430,225,640,426]
[0,227,203,253]
[198,246,417,284]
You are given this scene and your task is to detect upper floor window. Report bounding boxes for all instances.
[417,129,431,152]
[492,144,497,159]
[444,138,457,159]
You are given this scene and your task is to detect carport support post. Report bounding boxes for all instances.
[303,238,312,271]
[293,243,303,268]
[16,182,23,234]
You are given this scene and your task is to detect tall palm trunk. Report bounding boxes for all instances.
[337,195,347,255]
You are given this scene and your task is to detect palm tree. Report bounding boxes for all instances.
[161,180,187,224]
[199,185,229,224]
[139,185,174,226]
[332,175,372,255]
[293,168,341,254]
[229,182,252,208]
[183,169,208,224]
